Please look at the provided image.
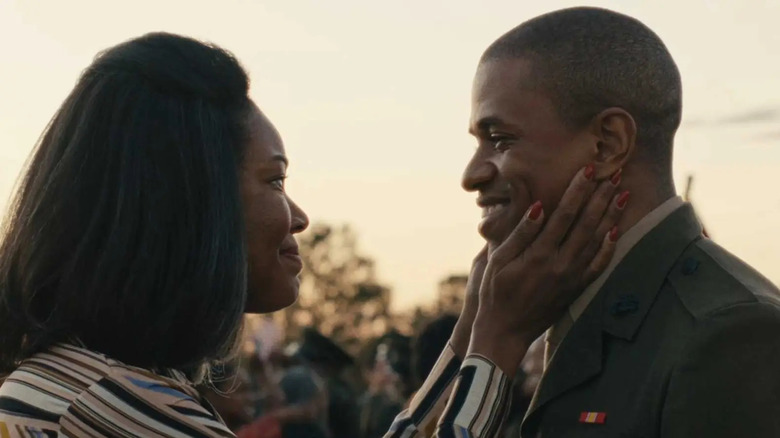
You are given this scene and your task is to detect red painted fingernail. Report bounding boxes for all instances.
[584,163,595,181]
[610,168,622,186]
[616,190,630,209]
[609,225,619,242]
[528,201,543,220]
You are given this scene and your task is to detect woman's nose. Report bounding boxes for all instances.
[289,198,309,234]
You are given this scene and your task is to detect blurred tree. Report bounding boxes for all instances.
[684,174,711,238]
[280,224,393,355]
[409,306,433,335]
[392,273,467,340]
[435,275,467,315]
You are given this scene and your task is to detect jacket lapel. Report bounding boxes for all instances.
[522,279,606,429]
[522,204,704,433]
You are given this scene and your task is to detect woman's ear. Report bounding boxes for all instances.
[591,107,637,179]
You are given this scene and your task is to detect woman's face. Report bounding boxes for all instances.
[241,103,309,313]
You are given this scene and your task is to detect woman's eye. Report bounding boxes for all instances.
[270,177,286,190]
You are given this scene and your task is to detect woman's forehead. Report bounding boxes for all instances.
[245,104,287,163]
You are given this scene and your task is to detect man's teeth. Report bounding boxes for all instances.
[486,204,506,214]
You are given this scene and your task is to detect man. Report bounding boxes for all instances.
[388,6,780,438]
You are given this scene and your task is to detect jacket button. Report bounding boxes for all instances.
[611,294,639,316]
[681,257,699,275]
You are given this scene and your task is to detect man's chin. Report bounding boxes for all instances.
[478,209,523,246]
[478,225,512,250]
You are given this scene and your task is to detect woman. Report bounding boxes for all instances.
[0,33,622,437]
[0,33,307,437]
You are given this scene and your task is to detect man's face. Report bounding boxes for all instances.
[464,58,597,247]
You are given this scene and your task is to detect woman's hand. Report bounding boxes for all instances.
[449,245,488,359]
[469,165,627,375]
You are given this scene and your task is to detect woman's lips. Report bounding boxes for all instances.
[280,248,303,273]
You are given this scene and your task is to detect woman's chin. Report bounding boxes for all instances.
[244,284,299,314]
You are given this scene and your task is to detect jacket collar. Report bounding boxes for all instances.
[600,203,704,340]
[522,203,704,433]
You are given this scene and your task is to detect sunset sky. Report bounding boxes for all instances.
[1,0,778,310]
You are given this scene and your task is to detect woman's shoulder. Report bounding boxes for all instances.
[0,343,235,437]
[0,343,114,435]
[61,365,235,437]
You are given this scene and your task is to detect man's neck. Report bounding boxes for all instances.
[616,178,677,234]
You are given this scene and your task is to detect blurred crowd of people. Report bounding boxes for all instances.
[200,316,545,438]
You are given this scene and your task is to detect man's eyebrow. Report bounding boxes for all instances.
[468,116,508,135]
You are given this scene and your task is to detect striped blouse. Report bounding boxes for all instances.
[384,344,512,437]
[0,343,235,437]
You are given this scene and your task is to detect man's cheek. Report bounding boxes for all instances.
[491,205,525,244]
[524,169,570,218]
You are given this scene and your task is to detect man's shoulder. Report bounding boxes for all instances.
[667,237,780,320]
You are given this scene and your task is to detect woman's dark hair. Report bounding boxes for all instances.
[0,32,252,375]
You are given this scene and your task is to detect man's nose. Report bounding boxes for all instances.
[461,151,497,192]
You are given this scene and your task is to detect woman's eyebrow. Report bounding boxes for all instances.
[270,154,288,166]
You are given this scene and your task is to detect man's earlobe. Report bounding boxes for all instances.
[593,108,636,173]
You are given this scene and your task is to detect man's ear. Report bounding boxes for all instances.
[591,107,636,179]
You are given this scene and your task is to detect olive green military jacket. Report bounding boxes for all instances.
[521,204,780,438]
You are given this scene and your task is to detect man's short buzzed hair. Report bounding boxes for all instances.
[482,7,682,175]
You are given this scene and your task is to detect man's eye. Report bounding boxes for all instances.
[490,134,512,151]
